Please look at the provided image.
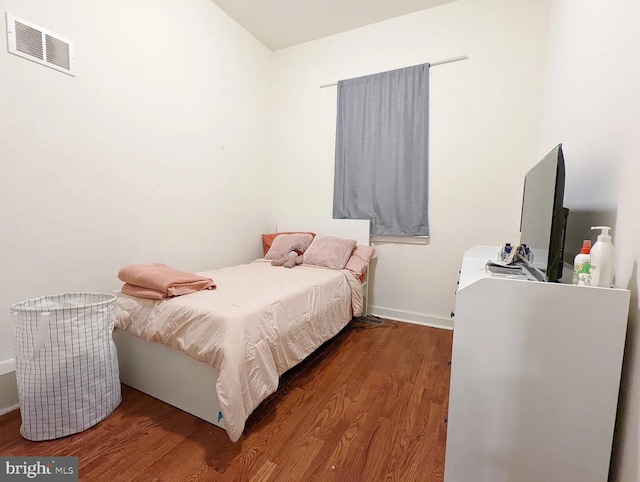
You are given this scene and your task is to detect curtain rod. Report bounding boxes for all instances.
[319,55,468,89]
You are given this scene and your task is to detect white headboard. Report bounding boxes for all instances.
[276,217,370,246]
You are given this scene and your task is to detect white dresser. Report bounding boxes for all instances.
[445,246,630,482]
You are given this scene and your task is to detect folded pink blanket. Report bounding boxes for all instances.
[118,263,215,300]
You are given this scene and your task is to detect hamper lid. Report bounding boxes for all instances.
[10,292,116,313]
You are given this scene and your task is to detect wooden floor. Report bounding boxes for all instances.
[0,320,453,481]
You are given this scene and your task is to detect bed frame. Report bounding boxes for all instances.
[113,217,370,431]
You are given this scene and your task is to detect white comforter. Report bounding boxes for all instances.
[115,260,362,442]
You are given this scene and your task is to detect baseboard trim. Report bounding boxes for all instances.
[0,403,19,417]
[0,358,15,376]
[369,306,453,330]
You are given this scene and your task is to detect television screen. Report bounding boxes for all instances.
[519,144,567,282]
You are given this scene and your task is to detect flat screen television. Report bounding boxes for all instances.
[519,144,568,282]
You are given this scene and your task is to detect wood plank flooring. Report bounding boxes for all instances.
[0,320,453,481]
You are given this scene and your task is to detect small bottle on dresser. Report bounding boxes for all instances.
[573,240,591,285]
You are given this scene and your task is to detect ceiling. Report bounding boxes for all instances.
[210,0,458,51]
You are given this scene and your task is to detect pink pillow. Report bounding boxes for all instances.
[345,245,376,278]
[262,232,316,256]
[303,235,357,270]
[265,233,314,260]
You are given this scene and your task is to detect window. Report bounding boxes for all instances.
[333,63,430,237]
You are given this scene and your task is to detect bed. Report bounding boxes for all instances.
[112,217,371,442]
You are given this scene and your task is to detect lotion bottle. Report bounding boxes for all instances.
[589,226,615,288]
[572,240,591,285]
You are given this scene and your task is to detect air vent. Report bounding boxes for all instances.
[6,13,75,76]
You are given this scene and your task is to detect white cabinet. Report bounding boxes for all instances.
[445,246,630,482]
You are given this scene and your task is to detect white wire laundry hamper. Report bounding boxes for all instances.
[10,292,121,441]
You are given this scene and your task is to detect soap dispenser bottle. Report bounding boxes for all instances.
[589,226,615,288]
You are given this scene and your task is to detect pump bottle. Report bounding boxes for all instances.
[589,226,615,288]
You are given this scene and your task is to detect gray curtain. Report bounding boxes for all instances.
[333,63,430,236]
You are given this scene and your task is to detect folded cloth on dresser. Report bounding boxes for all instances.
[118,263,216,300]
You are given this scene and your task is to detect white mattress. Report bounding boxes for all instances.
[115,259,362,441]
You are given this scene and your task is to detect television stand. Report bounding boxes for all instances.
[445,245,630,482]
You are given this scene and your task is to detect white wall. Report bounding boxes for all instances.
[269,0,552,325]
[538,1,640,480]
[0,0,274,367]
[0,373,19,415]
